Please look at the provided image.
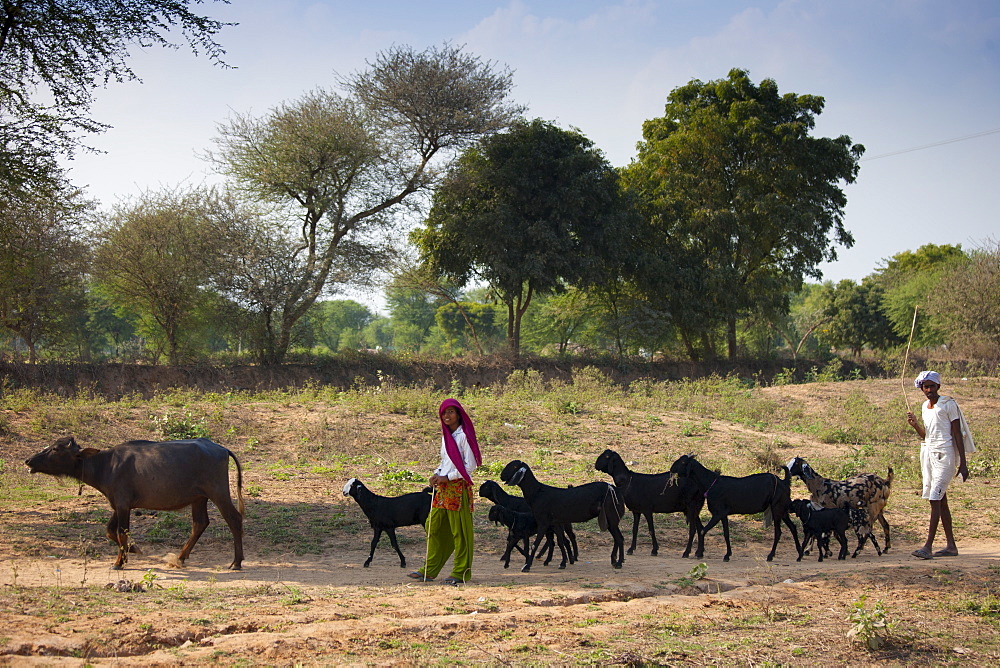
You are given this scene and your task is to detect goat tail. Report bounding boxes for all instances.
[763,506,774,528]
[886,466,895,488]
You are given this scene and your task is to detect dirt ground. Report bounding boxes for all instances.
[2,378,1000,665]
[2,528,999,665]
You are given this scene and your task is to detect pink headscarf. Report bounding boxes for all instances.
[440,398,482,484]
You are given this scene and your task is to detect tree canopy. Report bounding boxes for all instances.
[207,43,522,364]
[414,118,633,356]
[622,68,864,359]
[0,0,231,196]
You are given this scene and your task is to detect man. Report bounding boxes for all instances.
[906,370,973,559]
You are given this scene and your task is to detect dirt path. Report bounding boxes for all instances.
[3,533,999,665]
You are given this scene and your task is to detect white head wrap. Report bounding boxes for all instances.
[914,370,942,388]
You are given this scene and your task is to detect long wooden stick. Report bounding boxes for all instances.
[900,305,919,412]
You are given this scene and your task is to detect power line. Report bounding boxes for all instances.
[861,127,1000,162]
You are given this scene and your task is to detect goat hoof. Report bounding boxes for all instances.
[363,562,372,568]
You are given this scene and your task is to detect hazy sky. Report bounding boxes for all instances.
[62,0,1000,307]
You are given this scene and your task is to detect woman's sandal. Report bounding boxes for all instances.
[932,548,958,557]
[911,548,933,559]
[441,576,462,586]
[407,571,433,581]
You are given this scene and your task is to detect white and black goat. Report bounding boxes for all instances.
[478,480,576,567]
[342,478,431,568]
[500,460,626,571]
[594,449,705,557]
[785,457,892,554]
[668,454,801,562]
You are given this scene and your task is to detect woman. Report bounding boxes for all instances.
[409,398,482,585]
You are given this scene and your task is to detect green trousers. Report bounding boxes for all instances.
[421,487,474,581]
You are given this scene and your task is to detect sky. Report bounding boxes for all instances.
[61,0,1000,310]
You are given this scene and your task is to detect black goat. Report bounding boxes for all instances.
[488,504,552,568]
[788,499,849,562]
[342,478,431,568]
[668,454,801,562]
[478,480,576,566]
[594,449,705,557]
[500,460,625,571]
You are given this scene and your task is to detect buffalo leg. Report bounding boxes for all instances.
[177,498,210,566]
[212,494,244,570]
[107,509,138,570]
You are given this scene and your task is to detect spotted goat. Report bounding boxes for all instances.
[785,457,892,554]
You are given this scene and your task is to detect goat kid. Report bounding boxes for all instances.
[594,449,704,557]
[487,504,555,568]
[785,457,892,554]
[668,454,801,562]
[500,460,625,571]
[788,499,849,561]
[342,478,431,568]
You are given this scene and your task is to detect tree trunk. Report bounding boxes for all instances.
[727,317,738,359]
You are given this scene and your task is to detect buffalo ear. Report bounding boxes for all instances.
[80,448,101,458]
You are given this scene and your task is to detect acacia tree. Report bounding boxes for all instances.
[207,44,522,364]
[0,180,92,362]
[0,0,231,195]
[413,119,633,357]
[622,68,864,359]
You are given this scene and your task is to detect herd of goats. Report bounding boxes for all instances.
[343,448,894,572]
[23,436,893,574]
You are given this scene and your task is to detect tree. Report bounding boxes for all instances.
[816,279,900,357]
[414,119,632,356]
[872,244,966,347]
[0,180,92,362]
[622,68,864,359]
[435,301,503,354]
[0,0,230,196]
[311,300,376,352]
[92,188,223,364]
[924,241,1000,355]
[207,43,522,364]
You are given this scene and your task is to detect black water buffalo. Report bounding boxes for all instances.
[25,436,245,570]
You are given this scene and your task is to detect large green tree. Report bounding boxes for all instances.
[414,119,634,356]
[0,0,231,196]
[622,68,864,359]
[207,44,522,364]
